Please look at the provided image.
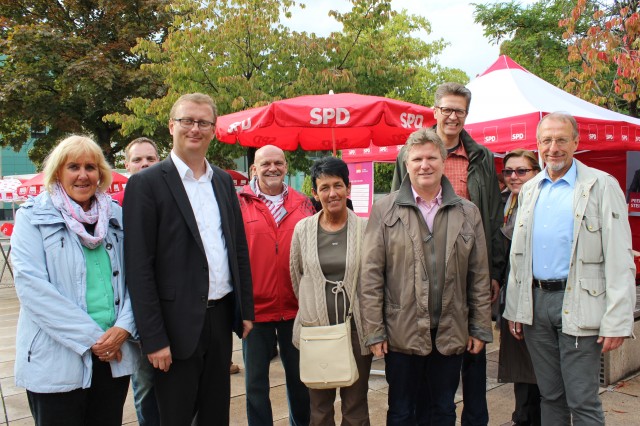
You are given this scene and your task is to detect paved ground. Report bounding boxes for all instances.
[2,274,640,425]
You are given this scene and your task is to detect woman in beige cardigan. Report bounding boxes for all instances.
[290,157,372,425]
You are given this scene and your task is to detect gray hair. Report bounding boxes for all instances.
[537,112,579,140]
[434,82,472,110]
[403,128,447,163]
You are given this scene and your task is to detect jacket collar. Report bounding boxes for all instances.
[526,159,596,190]
[539,160,577,188]
[395,174,461,208]
[239,182,301,207]
[430,124,483,163]
[160,157,207,255]
[459,128,484,163]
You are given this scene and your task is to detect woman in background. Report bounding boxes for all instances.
[290,157,372,425]
[12,135,138,426]
[498,149,541,426]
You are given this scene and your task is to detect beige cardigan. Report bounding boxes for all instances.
[289,209,369,356]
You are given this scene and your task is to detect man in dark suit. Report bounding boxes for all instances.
[124,93,254,425]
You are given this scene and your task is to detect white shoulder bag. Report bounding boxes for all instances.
[299,219,361,389]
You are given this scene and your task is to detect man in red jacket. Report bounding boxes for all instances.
[238,145,315,425]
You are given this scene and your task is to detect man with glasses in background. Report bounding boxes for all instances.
[504,112,635,425]
[391,82,503,426]
[125,93,254,425]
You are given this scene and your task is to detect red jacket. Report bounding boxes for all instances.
[238,185,315,322]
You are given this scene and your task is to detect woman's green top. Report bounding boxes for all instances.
[83,245,115,331]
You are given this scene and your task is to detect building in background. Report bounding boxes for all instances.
[1,136,38,220]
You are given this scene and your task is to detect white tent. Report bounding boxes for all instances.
[465,55,640,152]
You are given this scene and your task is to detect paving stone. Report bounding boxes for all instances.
[601,386,640,426]
[0,347,15,364]
[3,419,32,426]
[0,378,21,398]
[121,382,137,425]
[3,284,640,425]
[607,372,640,397]
[0,361,14,380]
[3,393,30,423]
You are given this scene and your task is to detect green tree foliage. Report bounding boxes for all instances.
[326,4,465,103]
[108,0,467,171]
[474,0,639,118]
[0,0,172,165]
[559,0,639,117]
[300,174,313,197]
[374,162,394,193]
[472,0,578,85]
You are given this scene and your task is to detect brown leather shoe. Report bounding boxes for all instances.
[229,363,240,374]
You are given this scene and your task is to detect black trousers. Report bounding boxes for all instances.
[154,293,233,426]
[461,348,489,426]
[27,355,130,426]
[512,382,541,425]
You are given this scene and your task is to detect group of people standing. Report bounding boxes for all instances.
[10,83,636,426]
[375,84,634,426]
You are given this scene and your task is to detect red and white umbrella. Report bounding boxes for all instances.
[0,178,24,202]
[216,92,435,154]
[17,171,128,197]
[225,170,249,187]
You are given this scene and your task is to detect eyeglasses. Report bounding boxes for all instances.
[502,168,534,177]
[538,138,573,147]
[435,106,468,118]
[173,118,215,130]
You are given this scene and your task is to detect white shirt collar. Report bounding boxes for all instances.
[171,150,213,181]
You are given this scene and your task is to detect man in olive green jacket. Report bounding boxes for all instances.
[359,128,492,426]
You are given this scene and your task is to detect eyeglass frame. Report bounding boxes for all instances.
[435,106,468,118]
[501,168,535,177]
[172,118,215,130]
[538,137,575,147]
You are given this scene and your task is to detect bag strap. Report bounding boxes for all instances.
[325,218,362,324]
[347,218,362,318]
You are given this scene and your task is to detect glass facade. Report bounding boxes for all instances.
[1,138,37,220]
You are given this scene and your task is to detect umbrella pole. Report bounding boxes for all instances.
[331,128,337,157]
[329,89,337,157]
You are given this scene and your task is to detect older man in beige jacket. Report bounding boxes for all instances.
[503,112,636,425]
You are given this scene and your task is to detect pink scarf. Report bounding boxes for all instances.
[50,182,112,249]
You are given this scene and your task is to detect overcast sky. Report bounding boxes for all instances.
[282,0,537,79]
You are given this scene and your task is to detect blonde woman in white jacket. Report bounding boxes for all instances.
[290,157,372,426]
